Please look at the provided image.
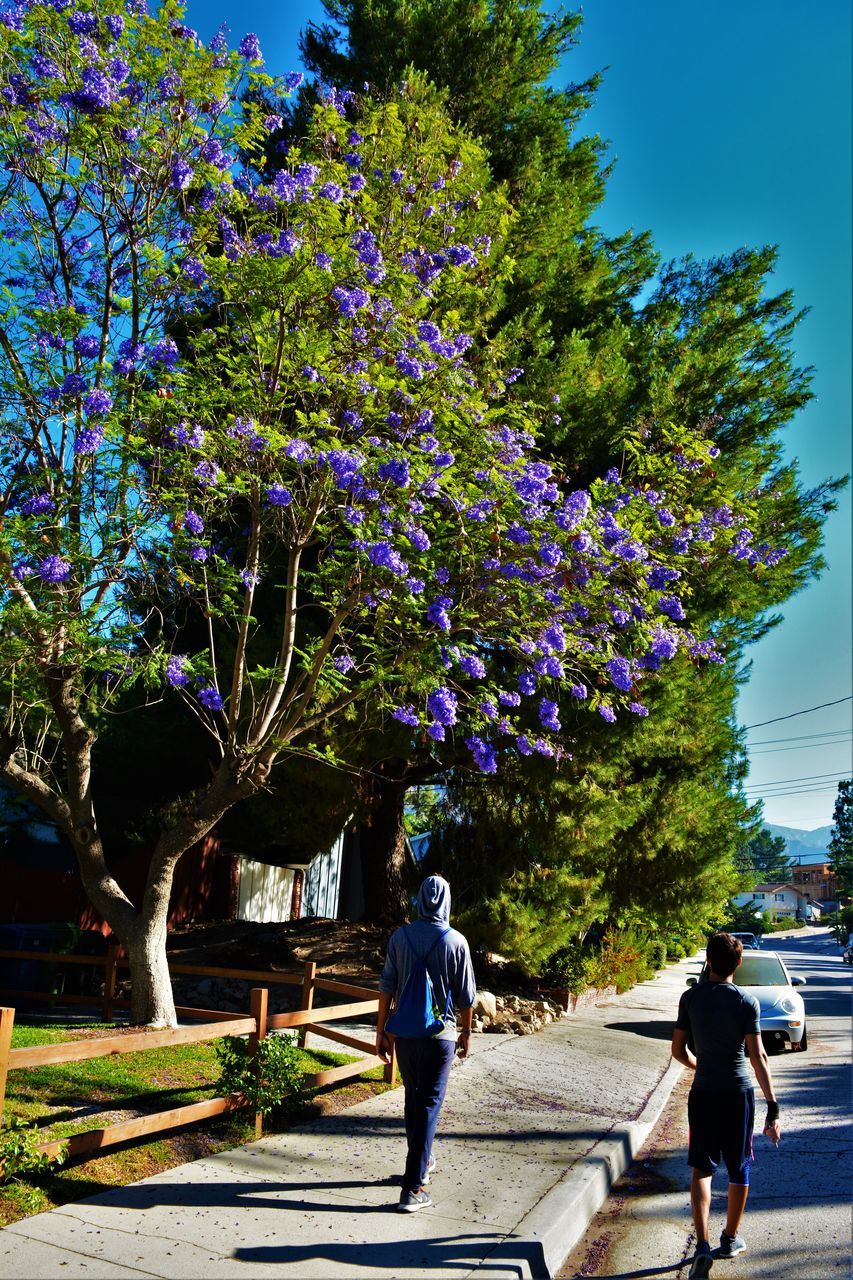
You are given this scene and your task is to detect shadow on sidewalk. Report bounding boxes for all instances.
[234,1232,546,1276]
[601,1022,674,1042]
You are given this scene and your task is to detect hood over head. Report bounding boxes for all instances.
[416,875,451,924]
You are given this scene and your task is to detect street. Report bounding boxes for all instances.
[560,928,853,1279]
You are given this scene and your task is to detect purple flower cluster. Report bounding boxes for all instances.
[20,492,56,517]
[428,687,458,726]
[197,685,224,711]
[165,654,190,687]
[38,554,71,584]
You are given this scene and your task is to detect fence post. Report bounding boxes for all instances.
[102,942,120,1023]
[248,986,268,1140]
[297,961,316,1049]
[0,1005,15,1125]
[383,1035,397,1086]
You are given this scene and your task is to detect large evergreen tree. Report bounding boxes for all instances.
[828,779,853,897]
[267,0,842,946]
[735,827,793,885]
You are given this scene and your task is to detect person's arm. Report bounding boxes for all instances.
[745,1032,781,1144]
[456,1005,473,1059]
[452,937,476,1060]
[671,1027,696,1071]
[376,991,393,1064]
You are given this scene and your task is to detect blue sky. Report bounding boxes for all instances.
[184,0,852,830]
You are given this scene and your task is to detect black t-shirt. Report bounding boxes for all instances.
[675,981,761,1090]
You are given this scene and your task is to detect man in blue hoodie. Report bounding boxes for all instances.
[376,875,477,1211]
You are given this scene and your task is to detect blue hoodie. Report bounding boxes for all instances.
[379,875,477,1040]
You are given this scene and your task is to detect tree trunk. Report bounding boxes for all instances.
[358,766,410,924]
[125,909,176,1027]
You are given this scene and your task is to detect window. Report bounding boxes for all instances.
[774,893,785,901]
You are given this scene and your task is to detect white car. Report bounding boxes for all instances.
[687,950,807,1051]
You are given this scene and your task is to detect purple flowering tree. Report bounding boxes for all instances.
[0,0,783,1024]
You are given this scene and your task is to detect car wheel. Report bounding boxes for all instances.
[797,1024,808,1052]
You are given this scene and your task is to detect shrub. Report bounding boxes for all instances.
[541,944,591,995]
[215,1033,305,1116]
[0,1119,66,1184]
[585,929,654,993]
[648,940,668,970]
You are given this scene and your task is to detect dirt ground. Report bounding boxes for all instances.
[164,916,539,996]
[165,917,390,980]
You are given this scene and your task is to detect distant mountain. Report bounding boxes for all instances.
[765,823,833,866]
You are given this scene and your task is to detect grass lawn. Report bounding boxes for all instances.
[1,1018,392,1226]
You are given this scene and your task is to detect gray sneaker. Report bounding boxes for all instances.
[717,1231,746,1259]
[688,1241,714,1278]
[398,1187,433,1212]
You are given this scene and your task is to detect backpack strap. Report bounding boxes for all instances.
[401,926,454,1020]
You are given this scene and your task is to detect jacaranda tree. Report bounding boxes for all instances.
[0,0,787,1024]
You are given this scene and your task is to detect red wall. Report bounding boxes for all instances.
[3,834,237,932]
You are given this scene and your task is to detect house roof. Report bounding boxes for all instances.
[752,882,810,896]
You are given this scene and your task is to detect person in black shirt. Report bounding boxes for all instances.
[672,932,781,1278]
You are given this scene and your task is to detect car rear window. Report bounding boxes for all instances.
[736,955,787,987]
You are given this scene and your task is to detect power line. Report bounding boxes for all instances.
[751,741,853,756]
[743,771,847,789]
[748,729,852,746]
[744,696,853,730]
[748,784,841,798]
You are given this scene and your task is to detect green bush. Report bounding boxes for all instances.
[585,930,654,993]
[541,944,590,995]
[765,916,806,933]
[215,1033,305,1117]
[0,1119,66,1185]
[647,940,668,970]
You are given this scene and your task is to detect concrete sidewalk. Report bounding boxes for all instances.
[0,957,699,1280]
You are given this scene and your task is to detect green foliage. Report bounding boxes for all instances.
[647,940,669,970]
[735,828,793,885]
[0,1119,66,1185]
[540,943,590,995]
[721,898,770,933]
[828,904,853,943]
[403,785,443,838]
[828,779,853,896]
[279,0,843,939]
[583,930,654,994]
[764,916,806,933]
[215,1034,305,1117]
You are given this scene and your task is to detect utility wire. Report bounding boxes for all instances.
[747,783,841,797]
[748,729,852,746]
[743,771,847,789]
[744,696,853,730]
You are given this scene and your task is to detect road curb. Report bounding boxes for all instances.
[496,1055,684,1278]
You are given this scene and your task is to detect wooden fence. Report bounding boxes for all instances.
[0,948,395,1169]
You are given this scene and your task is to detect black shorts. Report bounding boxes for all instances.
[687,1087,755,1185]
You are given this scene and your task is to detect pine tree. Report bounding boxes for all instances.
[272,0,841,944]
[828,779,853,897]
[735,827,793,885]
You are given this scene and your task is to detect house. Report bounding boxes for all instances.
[732,883,822,922]
[789,852,839,903]
[1,780,362,930]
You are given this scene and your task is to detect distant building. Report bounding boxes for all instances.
[788,853,839,903]
[732,883,822,922]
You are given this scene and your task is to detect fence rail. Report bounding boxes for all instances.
[0,950,395,1172]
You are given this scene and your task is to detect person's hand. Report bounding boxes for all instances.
[763,1118,781,1147]
[456,1030,471,1060]
[376,1030,392,1064]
